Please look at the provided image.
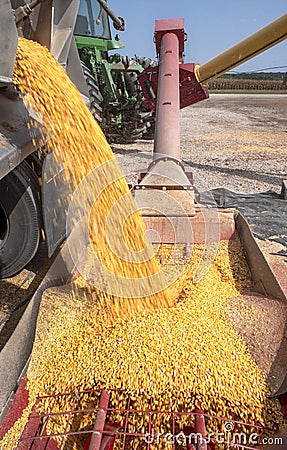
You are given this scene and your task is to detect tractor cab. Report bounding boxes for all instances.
[75,0,111,40]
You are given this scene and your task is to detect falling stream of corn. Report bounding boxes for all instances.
[0,39,284,449]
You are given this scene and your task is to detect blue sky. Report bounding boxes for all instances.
[109,0,287,73]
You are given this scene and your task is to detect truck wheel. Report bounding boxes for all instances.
[0,161,41,279]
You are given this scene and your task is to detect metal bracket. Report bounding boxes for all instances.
[133,184,194,191]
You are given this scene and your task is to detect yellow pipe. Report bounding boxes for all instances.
[195,13,287,85]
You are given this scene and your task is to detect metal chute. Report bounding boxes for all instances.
[0,0,18,85]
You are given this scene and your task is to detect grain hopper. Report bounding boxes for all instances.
[1,12,287,450]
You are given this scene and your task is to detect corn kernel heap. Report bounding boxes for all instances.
[0,39,284,449]
[2,241,284,449]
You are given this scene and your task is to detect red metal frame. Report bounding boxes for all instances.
[154,18,186,57]
[15,387,269,450]
[139,64,209,112]
[0,377,30,442]
[139,18,208,114]
[153,28,181,160]
[147,18,209,165]
[142,212,236,244]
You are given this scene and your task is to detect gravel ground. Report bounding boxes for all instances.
[114,93,287,194]
[114,94,287,248]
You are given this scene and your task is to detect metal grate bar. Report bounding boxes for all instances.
[18,388,271,449]
[89,390,110,450]
[121,394,131,450]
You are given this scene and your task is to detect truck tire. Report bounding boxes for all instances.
[0,161,41,279]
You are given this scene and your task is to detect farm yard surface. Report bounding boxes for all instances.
[114,93,287,249]
[114,93,286,194]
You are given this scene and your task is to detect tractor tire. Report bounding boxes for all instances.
[81,59,151,144]
[81,62,102,124]
[107,59,147,143]
[111,58,157,143]
[0,160,41,279]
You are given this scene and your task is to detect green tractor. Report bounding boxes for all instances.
[74,0,154,142]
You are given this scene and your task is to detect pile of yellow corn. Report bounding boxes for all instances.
[1,239,284,449]
[0,38,285,449]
